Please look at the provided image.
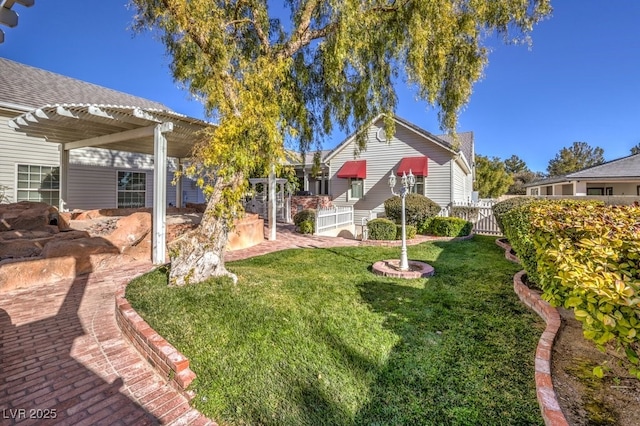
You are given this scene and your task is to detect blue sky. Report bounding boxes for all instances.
[2,1,639,173]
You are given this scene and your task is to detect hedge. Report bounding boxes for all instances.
[428,217,473,237]
[529,203,640,376]
[293,209,315,234]
[367,218,397,240]
[502,199,604,286]
[395,224,417,240]
[384,194,441,226]
[492,197,536,234]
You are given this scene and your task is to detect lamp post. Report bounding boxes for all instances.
[389,169,416,271]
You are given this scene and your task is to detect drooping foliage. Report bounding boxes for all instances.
[130,0,552,284]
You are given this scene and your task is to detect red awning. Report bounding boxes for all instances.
[337,160,367,179]
[396,156,428,177]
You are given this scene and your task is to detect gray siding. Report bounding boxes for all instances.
[328,118,461,223]
[2,109,204,208]
[0,110,60,203]
[452,160,469,202]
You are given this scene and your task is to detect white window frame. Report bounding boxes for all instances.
[410,176,425,195]
[117,170,147,208]
[15,164,60,206]
[348,178,364,200]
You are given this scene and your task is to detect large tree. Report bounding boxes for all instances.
[474,155,513,198]
[547,141,605,177]
[504,154,529,175]
[131,0,552,286]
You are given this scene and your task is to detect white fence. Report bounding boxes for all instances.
[439,200,501,235]
[315,206,354,235]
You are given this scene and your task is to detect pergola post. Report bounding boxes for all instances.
[175,158,183,208]
[153,122,173,264]
[58,144,69,212]
[268,164,277,240]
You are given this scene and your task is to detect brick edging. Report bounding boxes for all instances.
[513,271,568,426]
[115,283,197,399]
[496,238,568,426]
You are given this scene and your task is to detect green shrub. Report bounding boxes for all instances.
[502,199,605,287]
[492,197,536,234]
[367,218,397,240]
[418,217,434,235]
[294,209,315,234]
[529,203,640,376]
[298,220,314,234]
[384,194,441,226]
[395,224,417,240]
[428,217,473,237]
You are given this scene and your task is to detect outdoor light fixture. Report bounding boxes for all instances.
[389,169,415,271]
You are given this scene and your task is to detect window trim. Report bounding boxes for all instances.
[116,170,147,209]
[15,163,60,206]
[348,177,364,200]
[586,187,604,196]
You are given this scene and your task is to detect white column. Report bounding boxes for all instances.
[58,144,69,212]
[268,164,277,240]
[303,169,309,192]
[175,158,183,208]
[153,122,173,264]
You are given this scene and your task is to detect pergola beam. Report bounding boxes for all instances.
[63,124,172,150]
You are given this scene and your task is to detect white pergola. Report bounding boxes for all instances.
[0,0,33,44]
[8,104,213,264]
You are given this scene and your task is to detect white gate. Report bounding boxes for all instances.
[315,206,354,235]
[446,200,501,235]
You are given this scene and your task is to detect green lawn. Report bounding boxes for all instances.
[126,235,545,425]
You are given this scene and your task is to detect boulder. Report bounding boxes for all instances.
[41,237,121,259]
[105,212,151,252]
[0,226,60,241]
[0,240,43,261]
[0,201,59,231]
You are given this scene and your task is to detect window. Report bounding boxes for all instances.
[117,171,146,208]
[587,187,604,195]
[410,176,425,195]
[16,164,60,206]
[605,187,613,196]
[349,178,363,199]
[530,188,539,196]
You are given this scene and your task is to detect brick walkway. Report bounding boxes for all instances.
[0,223,436,425]
[0,262,213,425]
[226,223,436,261]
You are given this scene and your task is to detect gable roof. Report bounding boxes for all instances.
[567,153,640,179]
[0,57,168,111]
[525,153,640,187]
[324,114,474,169]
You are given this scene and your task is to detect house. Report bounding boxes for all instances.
[0,57,207,210]
[1,57,219,263]
[525,154,640,196]
[316,115,475,223]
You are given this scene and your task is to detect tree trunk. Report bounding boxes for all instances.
[167,175,240,286]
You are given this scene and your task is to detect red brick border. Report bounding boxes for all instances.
[496,239,569,426]
[115,283,197,399]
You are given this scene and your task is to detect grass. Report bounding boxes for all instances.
[126,235,545,425]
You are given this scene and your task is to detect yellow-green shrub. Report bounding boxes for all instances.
[529,203,640,375]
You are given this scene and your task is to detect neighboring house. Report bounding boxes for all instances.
[525,154,640,196]
[316,115,475,223]
[0,57,206,210]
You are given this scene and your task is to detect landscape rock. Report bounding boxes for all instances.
[105,212,151,252]
[0,201,59,231]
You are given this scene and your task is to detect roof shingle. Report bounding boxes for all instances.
[0,57,168,111]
